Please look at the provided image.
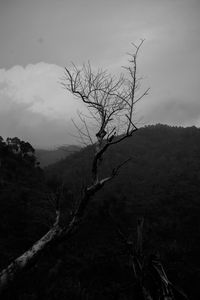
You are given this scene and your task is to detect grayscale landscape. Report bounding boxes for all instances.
[0,0,200,299]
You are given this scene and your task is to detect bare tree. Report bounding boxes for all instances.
[0,40,149,293]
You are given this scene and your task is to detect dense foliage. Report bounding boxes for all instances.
[0,137,52,270]
[1,125,200,299]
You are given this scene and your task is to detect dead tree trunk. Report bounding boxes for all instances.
[0,40,148,294]
[0,224,62,293]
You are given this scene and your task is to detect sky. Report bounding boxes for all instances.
[0,0,200,148]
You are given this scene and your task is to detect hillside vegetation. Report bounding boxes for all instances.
[1,125,200,299]
[46,124,200,299]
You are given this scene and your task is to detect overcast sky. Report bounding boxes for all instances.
[0,0,199,148]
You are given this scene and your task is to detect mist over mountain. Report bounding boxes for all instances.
[35,145,81,167]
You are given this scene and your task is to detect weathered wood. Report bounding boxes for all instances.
[0,224,63,293]
[0,179,112,293]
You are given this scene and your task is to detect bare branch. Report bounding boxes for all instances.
[63,42,149,188]
[0,41,149,293]
[111,157,132,177]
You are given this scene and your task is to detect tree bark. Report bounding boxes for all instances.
[0,223,63,293]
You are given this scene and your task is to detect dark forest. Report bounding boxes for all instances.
[0,124,200,299]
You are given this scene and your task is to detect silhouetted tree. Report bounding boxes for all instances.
[0,41,149,294]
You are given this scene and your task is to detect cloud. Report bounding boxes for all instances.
[0,94,77,148]
[0,58,200,149]
[137,96,200,127]
[0,63,87,148]
[0,63,84,118]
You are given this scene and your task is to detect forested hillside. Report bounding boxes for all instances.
[1,125,200,299]
[46,124,200,299]
[0,137,50,268]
